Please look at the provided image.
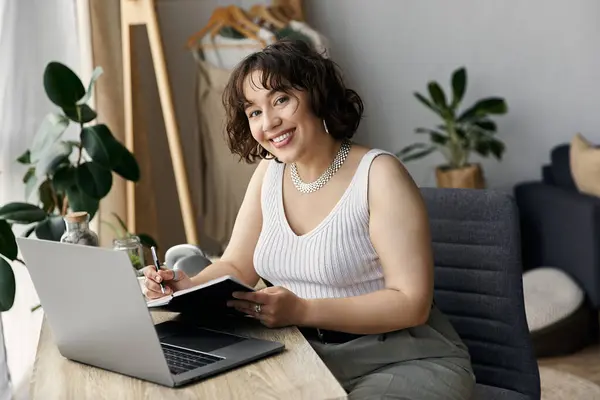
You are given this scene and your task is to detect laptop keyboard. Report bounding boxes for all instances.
[161,343,223,375]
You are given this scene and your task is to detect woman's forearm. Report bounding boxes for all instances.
[189,260,259,288]
[300,289,431,335]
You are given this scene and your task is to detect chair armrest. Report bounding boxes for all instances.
[515,181,600,307]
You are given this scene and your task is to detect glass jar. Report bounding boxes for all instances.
[113,236,145,275]
[60,212,99,246]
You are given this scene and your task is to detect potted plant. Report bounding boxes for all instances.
[396,67,508,189]
[0,61,153,313]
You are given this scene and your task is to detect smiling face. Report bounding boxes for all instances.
[222,40,364,165]
[242,70,326,164]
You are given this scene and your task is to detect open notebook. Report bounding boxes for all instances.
[146,275,255,316]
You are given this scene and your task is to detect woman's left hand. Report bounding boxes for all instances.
[227,286,308,328]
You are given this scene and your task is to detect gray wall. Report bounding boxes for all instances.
[305,0,600,189]
[138,0,600,248]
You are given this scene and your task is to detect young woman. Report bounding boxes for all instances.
[143,39,475,399]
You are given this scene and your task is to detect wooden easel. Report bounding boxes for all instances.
[120,0,303,245]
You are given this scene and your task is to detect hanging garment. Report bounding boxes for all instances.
[288,20,329,56]
[194,57,259,251]
[275,25,313,46]
[200,28,276,70]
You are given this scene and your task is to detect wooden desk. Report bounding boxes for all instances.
[29,312,347,399]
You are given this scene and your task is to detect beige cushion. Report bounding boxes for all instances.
[523,267,583,332]
[570,133,600,197]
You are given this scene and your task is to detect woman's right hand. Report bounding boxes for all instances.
[142,266,193,299]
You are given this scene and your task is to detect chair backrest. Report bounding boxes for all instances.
[421,187,540,399]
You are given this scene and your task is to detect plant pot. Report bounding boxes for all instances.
[435,163,485,189]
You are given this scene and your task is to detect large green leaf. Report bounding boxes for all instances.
[66,185,99,219]
[0,256,16,312]
[488,139,506,160]
[35,141,72,178]
[63,104,97,124]
[413,92,442,117]
[400,146,437,163]
[472,98,508,115]
[427,82,447,110]
[111,143,141,182]
[0,203,47,224]
[76,67,104,106]
[81,124,123,168]
[43,62,86,108]
[395,142,430,157]
[30,113,70,162]
[458,98,508,122]
[52,165,76,193]
[76,162,113,199]
[472,119,497,132]
[0,220,17,260]
[35,216,66,241]
[474,140,491,157]
[451,67,467,109]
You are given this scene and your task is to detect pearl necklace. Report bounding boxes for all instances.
[290,140,352,194]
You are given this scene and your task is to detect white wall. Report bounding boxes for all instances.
[304,0,600,189]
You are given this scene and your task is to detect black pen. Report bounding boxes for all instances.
[151,246,166,294]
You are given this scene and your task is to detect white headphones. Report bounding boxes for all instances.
[164,244,212,278]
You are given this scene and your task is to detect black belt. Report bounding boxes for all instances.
[298,302,437,344]
[299,327,365,344]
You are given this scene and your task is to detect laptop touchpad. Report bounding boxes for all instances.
[161,327,245,354]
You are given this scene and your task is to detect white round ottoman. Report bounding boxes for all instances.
[523,267,597,357]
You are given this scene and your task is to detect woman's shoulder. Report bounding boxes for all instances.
[351,144,402,169]
[248,158,276,187]
[350,145,415,189]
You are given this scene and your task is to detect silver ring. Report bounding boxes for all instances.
[254,304,261,314]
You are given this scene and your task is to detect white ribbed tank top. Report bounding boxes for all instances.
[254,149,392,299]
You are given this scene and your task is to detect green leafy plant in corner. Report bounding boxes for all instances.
[0,62,142,312]
[396,66,509,170]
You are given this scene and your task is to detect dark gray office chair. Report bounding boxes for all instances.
[421,188,541,400]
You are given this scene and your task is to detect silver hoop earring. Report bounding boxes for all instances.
[323,120,329,134]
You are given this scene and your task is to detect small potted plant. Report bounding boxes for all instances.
[396,67,508,189]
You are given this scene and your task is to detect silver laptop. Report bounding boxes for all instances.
[17,238,284,387]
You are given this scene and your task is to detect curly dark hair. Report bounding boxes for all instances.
[222,39,364,163]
